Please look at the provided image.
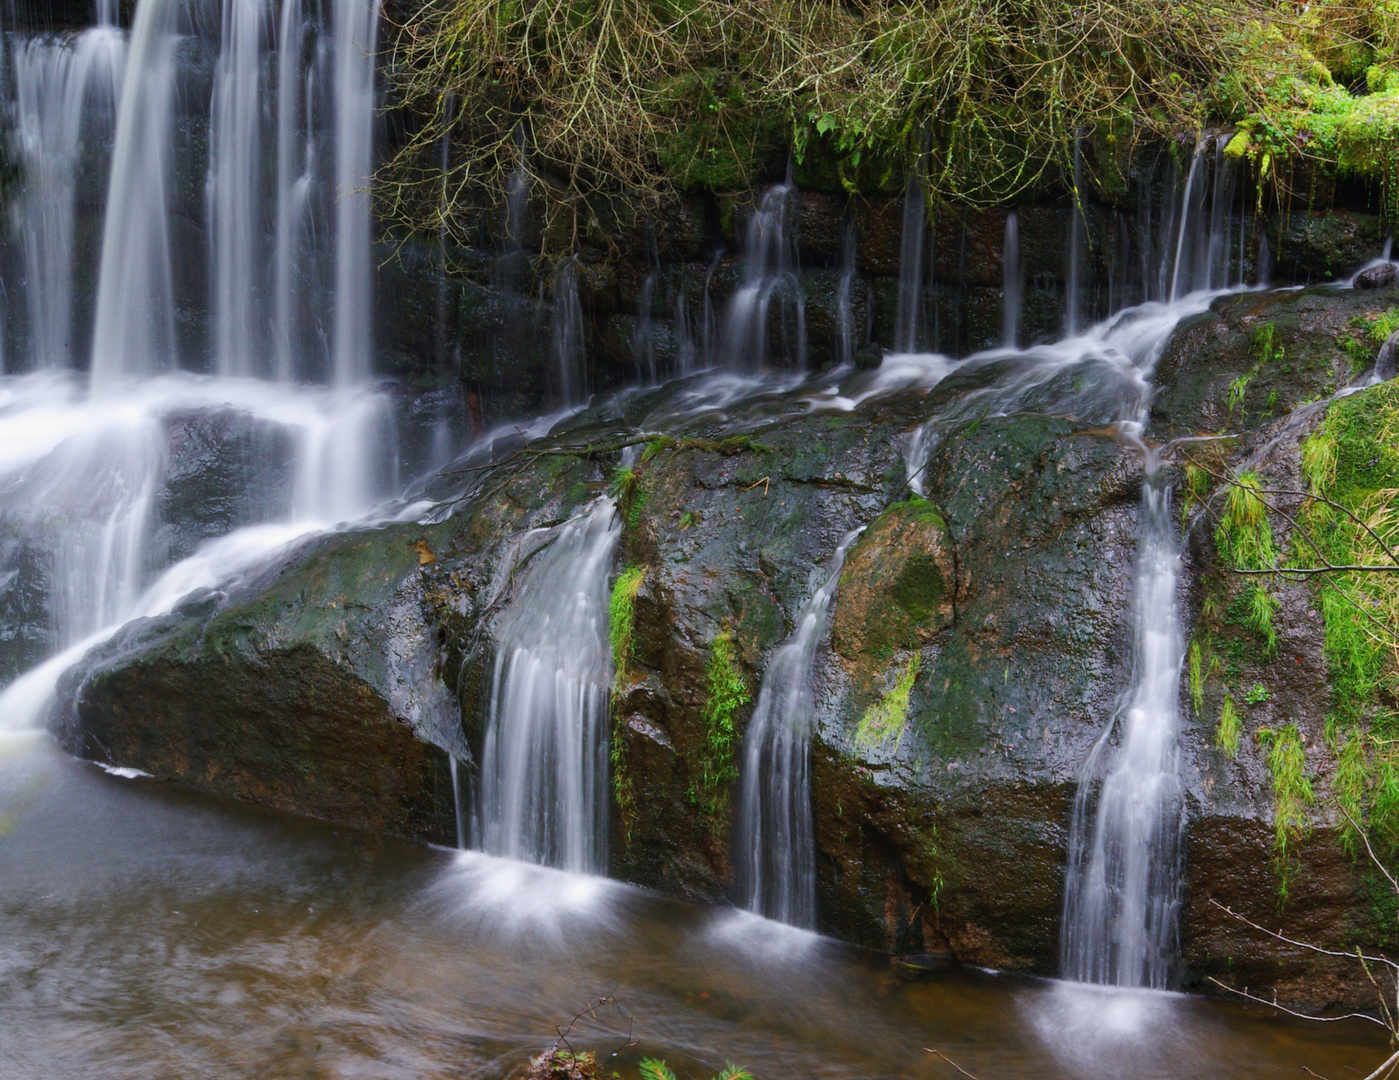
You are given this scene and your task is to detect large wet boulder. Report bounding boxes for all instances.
[60,519,466,845]
[56,291,1399,1008]
[1151,285,1398,438]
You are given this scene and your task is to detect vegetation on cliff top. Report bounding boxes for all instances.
[384,0,1399,245]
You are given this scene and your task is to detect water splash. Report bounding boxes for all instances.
[478,499,619,873]
[735,528,863,927]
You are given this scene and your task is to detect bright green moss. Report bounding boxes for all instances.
[854,654,920,753]
[688,630,751,833]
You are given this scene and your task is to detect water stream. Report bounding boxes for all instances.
[478,499,620,873]
[734,528,862,928]
[0,1,1381,1071]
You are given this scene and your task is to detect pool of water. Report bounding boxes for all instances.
[0,733,1385,1079]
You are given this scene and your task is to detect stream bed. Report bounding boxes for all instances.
[0,733,1384,1080]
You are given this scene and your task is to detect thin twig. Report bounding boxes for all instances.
[1207,899,1399,972]
[1206,978,1391,1030]
[925,1048,980,1079]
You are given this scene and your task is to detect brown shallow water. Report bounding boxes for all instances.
[0,732,1386,1080]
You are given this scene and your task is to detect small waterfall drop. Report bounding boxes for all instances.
[330,0,380,387]
[893,172,930,353]
[735,528,862,927]
[719,180,805,369]
[209,0,270,379]
[550,258,587,406]
[1066,136,1085,335]
[89,0,180,389]
[12,28,123,371]
[1061,447,1185,988]
[835,217,857,367]
[478,499,620,873]
[1001,210,1022,348]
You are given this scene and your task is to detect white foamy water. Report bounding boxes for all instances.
[734,528,862,928]
[477,498,620,873]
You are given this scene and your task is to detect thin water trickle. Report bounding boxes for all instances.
[719,179,805,369]
[478,498,620,873]
[1002,210,1022,349]
[735,528,862,928]
[550,258,588,406]
[894,171,930,353]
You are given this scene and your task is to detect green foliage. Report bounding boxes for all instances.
[610,565,647,679]
[1215,470,1278,572]
[610,466,640,517]
[383,0,1399,239]
[1188,638,1205,715]
[689,630,751,832]
[1372,307,1399,343]
[1181,463,1212,523]
[640,1062,751,1080]
[854,654,920,752]
[1258,724,1315,901]
[1218,694,1242,758]
[677,511,699,530]
[1244,682,1271,705]
[609,565,646,844]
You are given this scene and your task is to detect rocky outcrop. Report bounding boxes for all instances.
[55,278,1399,1011]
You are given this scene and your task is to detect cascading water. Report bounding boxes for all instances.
[719,179,806,369]
[477,499,619,873]
[330,0,378,387]
[550,258,587,406]
[209,0,270,379]
[893,171,932,353]
[1002,210,1022,348]
[0,0,397,739]
[886,151,1257,986]
[735,528,862,927]
[88,0,179,388]
[1061,443,1185,988]
[12,27,122,370]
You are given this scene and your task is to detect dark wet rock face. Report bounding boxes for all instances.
[1354,262,1397,291]
[57,280,1399,1011]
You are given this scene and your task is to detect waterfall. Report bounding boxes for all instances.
[1065,136,1084,335]
[88,0,180,390]
[719,180,805,369]
[272,0,316,382]
[835,217,857,367]
[478,499,620,873]
[550,258,587,406]
[330,0,379,387]
[735,528,862,927]
[1061,449,1185,988]
[209,0,270,379]
[1001,210,1022,349]
[893,172,929,353]
[12,28,123,372]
